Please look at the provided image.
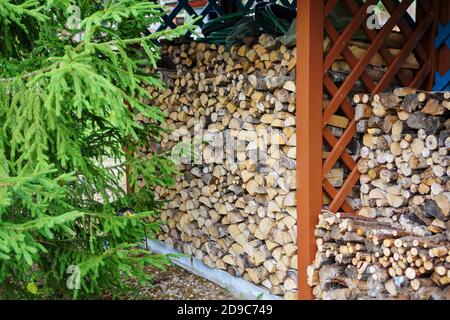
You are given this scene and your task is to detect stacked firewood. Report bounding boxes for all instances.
[149,35,299,299]
[355,89,449,232]
[309,89,450,300]
[145,31,424,298]
[308,210,449,300]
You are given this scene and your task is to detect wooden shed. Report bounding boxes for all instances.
[155,0,450,299]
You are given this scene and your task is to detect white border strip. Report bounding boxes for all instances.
[146,239,282,300]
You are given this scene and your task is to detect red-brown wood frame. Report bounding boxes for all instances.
[296,0,446,300]
[296,0,323,300]
[166,0,207,8]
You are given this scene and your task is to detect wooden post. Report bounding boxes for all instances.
[296,0,324,300]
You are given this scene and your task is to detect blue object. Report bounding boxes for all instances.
[433,22,450,91]
[435,22,450,49]
[433,71,450,91]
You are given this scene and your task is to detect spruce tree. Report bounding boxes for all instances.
[0,0,191,299]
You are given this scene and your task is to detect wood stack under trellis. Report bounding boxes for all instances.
[355,89,449,232]
[308,90,450,300]
[149,34,299,299]
[322,33,420,209]
[308,210,449,300]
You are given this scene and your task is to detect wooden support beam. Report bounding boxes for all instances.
[297,0,324,300]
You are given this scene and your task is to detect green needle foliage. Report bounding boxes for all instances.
[0,0,192,299]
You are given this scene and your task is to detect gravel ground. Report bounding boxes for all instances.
[103,265,236,300]
[137,265,236,300]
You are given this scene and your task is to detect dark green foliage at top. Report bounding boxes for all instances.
[0,0,192,299]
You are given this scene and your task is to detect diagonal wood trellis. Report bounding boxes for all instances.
[321,0,439,213]
[157,0,297,31]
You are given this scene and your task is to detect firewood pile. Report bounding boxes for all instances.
[144,30,425,299]
[308,89,450,300]
[356,89,449,226]
[149,34,298,299]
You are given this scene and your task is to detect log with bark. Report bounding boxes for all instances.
[309,89,449,300]
[308,210,450,300]
[355,90,449,237]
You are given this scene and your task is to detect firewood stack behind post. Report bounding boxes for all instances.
[149,35,299,299]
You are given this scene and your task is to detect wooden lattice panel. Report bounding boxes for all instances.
[158,0,296,31]
[322,0,438,213]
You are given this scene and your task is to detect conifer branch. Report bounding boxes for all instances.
[0,0,185,299]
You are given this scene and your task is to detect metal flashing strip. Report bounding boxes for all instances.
[146,239,283,301]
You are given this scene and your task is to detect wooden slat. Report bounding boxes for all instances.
[425,0,440,90]
[324,0,377,71]
[412,0,435,88]
[382,0,428,62]
[200,1,225,19]
[374,13,434,92]
[328,167,359,212]
[410,59,432,88]
[322,0,413,126]
[320,0,438,214]
[324,0,339,16]
[324,20,376,92]
[323,179,354,212]
[414,0,437,90]
[323,127,357,171]
[437,0,450,76]
[322,120,357,175]
[323,75,355,123]
[343,0,412,87]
